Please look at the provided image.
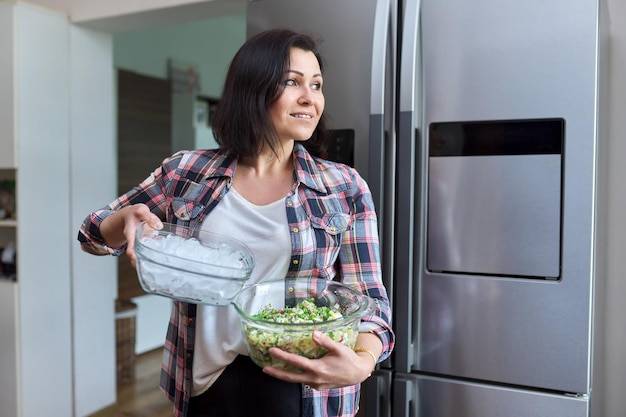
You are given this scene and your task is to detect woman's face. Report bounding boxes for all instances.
[270,47,325,143]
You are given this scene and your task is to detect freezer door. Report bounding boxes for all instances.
[247,0,391,185]
[393,373,590,417]
[247,0,398,316]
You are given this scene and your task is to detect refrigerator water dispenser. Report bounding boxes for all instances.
[426,119,564,279]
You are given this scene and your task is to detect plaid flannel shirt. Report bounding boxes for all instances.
[78,143,394,417]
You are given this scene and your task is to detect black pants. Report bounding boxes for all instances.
[187,355,302,417]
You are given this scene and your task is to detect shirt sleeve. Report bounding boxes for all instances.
[337,168,395,362]
[77,155,176,256]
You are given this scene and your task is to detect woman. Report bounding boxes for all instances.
[78,29,394,417]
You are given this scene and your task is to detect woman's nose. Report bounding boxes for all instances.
[298,86,315,105]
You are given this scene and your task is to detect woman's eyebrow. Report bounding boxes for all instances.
[286,69,323,78]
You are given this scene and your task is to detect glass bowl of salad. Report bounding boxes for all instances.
[232,278,375,371]
[135,222,255,306]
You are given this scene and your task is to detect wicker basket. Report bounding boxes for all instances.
[115,299,138,383]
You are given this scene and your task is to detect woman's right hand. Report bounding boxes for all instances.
[100,204,163,267]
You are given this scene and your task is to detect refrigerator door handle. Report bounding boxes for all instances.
[393,376,417,417]
[361,370,393,417]
[395,0,422,373]
[368,0,391,218]
[368,0,398,332]
[399,0,421,114]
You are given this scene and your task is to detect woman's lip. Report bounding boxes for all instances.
[291,113,314,119]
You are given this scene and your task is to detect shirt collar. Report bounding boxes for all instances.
[201,144,328,194]
[201,151,236,182]
[292,143,328,194]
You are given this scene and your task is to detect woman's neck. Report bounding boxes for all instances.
[233,146,296,205]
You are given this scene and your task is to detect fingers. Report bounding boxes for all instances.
[261,331,360,390]
[269,331,341,369]
[311,330,338,351]
[126,238,137,267]
[263,348,312,379]
[131,204,162,229]
[143,211,163,230]
[121,204,162,267]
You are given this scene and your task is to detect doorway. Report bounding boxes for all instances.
[116,69,172,301]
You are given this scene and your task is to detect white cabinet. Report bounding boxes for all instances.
[0,3,73,417]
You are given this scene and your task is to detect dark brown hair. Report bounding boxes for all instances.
[211,28,329,158]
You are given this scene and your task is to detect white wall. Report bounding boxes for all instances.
[69,26,118,416]
[14,5,74,417]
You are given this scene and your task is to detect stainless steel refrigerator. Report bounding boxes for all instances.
[247,0,609,416]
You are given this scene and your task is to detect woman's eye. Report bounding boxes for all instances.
[283,78,322,91]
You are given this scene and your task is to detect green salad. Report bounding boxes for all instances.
[244,298,358,371]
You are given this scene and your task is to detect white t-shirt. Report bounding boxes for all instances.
[191,187,291,396]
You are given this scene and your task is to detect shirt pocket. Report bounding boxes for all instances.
[309,212,351,277]
[170,197,205,223]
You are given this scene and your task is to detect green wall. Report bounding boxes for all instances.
[113,13,245,97]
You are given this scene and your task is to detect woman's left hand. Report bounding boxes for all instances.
[261,330,377,390]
